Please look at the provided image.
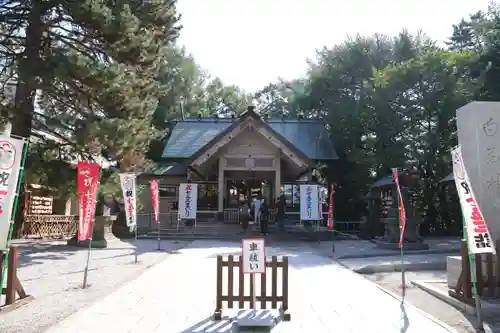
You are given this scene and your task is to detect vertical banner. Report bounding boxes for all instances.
[0,137,25,250]
[327,185,334,230]
[178,183,198,219]
[391,168,406,248]
[119,173,137,228]
[77,161,100,241]
[300,184,320,221]
[150,179,159,224]
[452,146,495,254]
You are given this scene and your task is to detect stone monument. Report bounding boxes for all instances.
[457,102,500,244]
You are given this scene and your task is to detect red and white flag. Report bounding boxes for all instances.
[452,146,495,254]
[392,168,406,248]
[119,173,137,228]
[150,179,159,224]
[77,161,100,241]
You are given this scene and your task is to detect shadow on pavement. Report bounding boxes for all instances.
[179,315,233,333]
[14,239,185,269]
[400,300,410,333]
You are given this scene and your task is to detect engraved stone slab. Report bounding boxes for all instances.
[457,102,500,244]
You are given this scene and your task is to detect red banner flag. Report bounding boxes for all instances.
[392,168,406,248]
[77,161,100,241]
[150,179,159,224]
[327,185,334,230]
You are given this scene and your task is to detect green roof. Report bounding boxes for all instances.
[162,117,337,160]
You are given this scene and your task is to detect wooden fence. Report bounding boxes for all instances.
[214,255,290,321]
[450,239,500,303]
[22,215,77,239]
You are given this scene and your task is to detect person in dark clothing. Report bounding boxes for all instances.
[276,194,286,232]
[260,200,269,234]
[240,202,249,232]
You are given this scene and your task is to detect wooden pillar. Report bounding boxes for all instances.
[275,152,281,201]
[218,157,224,212]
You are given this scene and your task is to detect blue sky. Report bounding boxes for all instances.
[177,0,492,92]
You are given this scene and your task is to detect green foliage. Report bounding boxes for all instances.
[0,0,181,199]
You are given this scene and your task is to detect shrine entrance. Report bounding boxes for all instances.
[225,171,275,209]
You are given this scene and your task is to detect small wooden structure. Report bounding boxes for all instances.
[450,239,500,303]
[214,255,290,321]
[23,215,77,239]
[0,246,33,312]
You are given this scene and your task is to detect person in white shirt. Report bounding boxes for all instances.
[254,196,262,225]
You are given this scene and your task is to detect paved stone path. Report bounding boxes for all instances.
[43,240,458,333]
[2,239,189,333]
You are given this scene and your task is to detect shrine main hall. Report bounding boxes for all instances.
[139,106,338,221]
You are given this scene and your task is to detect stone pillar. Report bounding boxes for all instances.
[218,158,224,214]
[275,153,281,201]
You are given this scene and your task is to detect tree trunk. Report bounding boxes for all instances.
[10,2,44,237]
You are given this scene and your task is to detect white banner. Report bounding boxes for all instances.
[300,184,321,221]
[178,183,198,219]
[119,173,137,228]
[452,146,495,254]
[0,136,25,250]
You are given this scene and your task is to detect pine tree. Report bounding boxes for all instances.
[0,0,181,234]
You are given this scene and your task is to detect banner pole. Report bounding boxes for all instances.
[0,138,29,293]
[82,171,101,289]
[156,213,161,250]
[463,217,483,328]
[393,168,406,298]
[134,220,138,264]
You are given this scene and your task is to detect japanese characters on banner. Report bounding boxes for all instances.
[299,184,321,221]
[150,179,159,224]
[0,137,25,251]
[327,185,334,230]
[452,146,496,254]
[178,183,198,219]
[242,238,266,274]
[77,161,100,241]
[119,174,137,228]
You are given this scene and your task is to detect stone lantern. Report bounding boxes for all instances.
[375,169,429,250]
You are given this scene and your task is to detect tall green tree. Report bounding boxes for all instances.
[0,0,180,234]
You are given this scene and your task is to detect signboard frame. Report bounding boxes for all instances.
[242,238,266,275]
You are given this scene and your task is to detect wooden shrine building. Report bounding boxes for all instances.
[139,106,337,221]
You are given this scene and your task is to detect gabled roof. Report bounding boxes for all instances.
[162,113,337,160]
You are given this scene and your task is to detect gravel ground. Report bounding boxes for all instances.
[0,238,190,333]
[364,270,483,333]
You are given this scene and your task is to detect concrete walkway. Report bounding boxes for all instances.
[43,241,457,333]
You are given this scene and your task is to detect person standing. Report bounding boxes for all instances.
[239,201,249,232]
[261,199,269,234]
[254,196,262,226]
[276,194,286,232]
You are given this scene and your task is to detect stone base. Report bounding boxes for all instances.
[374,240,429,251]
[447,256,461,288]
[70,239,108,249]
[235,309,276,329]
